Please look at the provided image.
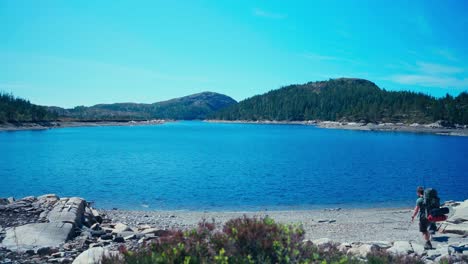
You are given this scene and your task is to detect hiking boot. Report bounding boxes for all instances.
[424,241,433,250]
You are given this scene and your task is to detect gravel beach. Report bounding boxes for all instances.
[100,207,444,244]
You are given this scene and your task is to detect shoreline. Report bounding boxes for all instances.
[0,119,167,132]
[206,119,468,136]
[2,119,468,136]
[1,195,467,263]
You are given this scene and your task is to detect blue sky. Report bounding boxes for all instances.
[1,0,468,107]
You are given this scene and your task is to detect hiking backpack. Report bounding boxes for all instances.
[424,188,440,213]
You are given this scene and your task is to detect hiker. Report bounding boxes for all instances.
[411,186,433,249]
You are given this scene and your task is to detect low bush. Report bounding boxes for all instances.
[103,216,425,264]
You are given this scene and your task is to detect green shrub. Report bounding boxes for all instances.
[103,216,425,264]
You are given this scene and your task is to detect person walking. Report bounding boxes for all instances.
[411,186,433,249]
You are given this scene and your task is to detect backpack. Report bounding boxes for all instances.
[424,188,440,214]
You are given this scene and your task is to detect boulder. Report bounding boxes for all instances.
[1,222,74,250]
[312,238,332,247]
[112,223,131,234]
[37,194,59,203]
[347,244,379,258]
[387,241,414,255]
[337,242,351,253]
[410,242,425,255]
[72,247,119,264]
[0,198,9,205]
[47,197,86,226]
[444,200,468,235]
[0,197,86,251]
[426,245,449,260]
[140,228,170,237]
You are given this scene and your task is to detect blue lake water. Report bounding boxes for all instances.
[0,121,467,211]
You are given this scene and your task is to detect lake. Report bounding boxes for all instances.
[0,121,467,210]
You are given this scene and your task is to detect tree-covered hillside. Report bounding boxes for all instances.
[51,92,237,120]
[211,78,468,124]
[0,93,58,123]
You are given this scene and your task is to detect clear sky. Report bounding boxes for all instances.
[1,0,468,107]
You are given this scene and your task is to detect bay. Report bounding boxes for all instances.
[0,121,467,210]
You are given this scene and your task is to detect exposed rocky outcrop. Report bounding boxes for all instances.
[0,195,172,263]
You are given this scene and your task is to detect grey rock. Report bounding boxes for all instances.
[36,246,53,256]
[90,223,101,231]
[112,223,131,234]
[90,230,106,237]
[387,241,414,255]
[337,242,351,253]
[20,196,36,202]
[347,244,379,258]
[0,198,8,205]
[411,242,425,255]
[1,222,74,250]
[100,234,113,240]
[312,238,332,247]
[113,236,125,243]
[72,247,119,264]
[426,245,449,260]
[47,197,85,226]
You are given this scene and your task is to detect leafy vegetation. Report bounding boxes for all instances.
[211,78,468,125]
[0,92,58,123]
[103,216,426,264]
[51,92,237,120]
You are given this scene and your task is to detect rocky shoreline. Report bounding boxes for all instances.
[206,120,468,136]
[0,195,467,263]
[0,120,166,132]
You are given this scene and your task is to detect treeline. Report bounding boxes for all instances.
[0,93,58,123]
[211,78,468,125]
[51,92,237,121]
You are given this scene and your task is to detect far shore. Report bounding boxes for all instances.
[206,119,468,136]
[2,119,468,137]
[0,119,167,132]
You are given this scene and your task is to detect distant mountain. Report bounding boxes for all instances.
[51,92,237,120]
[0,93,58,123]
[210,78,468,124]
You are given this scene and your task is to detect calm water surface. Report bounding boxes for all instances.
[0,121,467,210]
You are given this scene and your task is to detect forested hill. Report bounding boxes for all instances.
[0,93,58,123]
[211,78,468,125]
[50,92,237,120]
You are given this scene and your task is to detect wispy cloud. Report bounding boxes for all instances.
[418,62,463,74]
[302,52,360,65]
[302,53,340,61]
[389,75,468,88]
[387,61,467,89]
[253,8,286,19]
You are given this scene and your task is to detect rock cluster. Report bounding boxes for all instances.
[0,195,171,264]
[311,239,467,263]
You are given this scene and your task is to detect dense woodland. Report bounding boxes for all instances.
[0,93,58,123]
[211,78,468,125]
[2,78,468,124]
[52,92,237,120]
[0,92,237,122]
